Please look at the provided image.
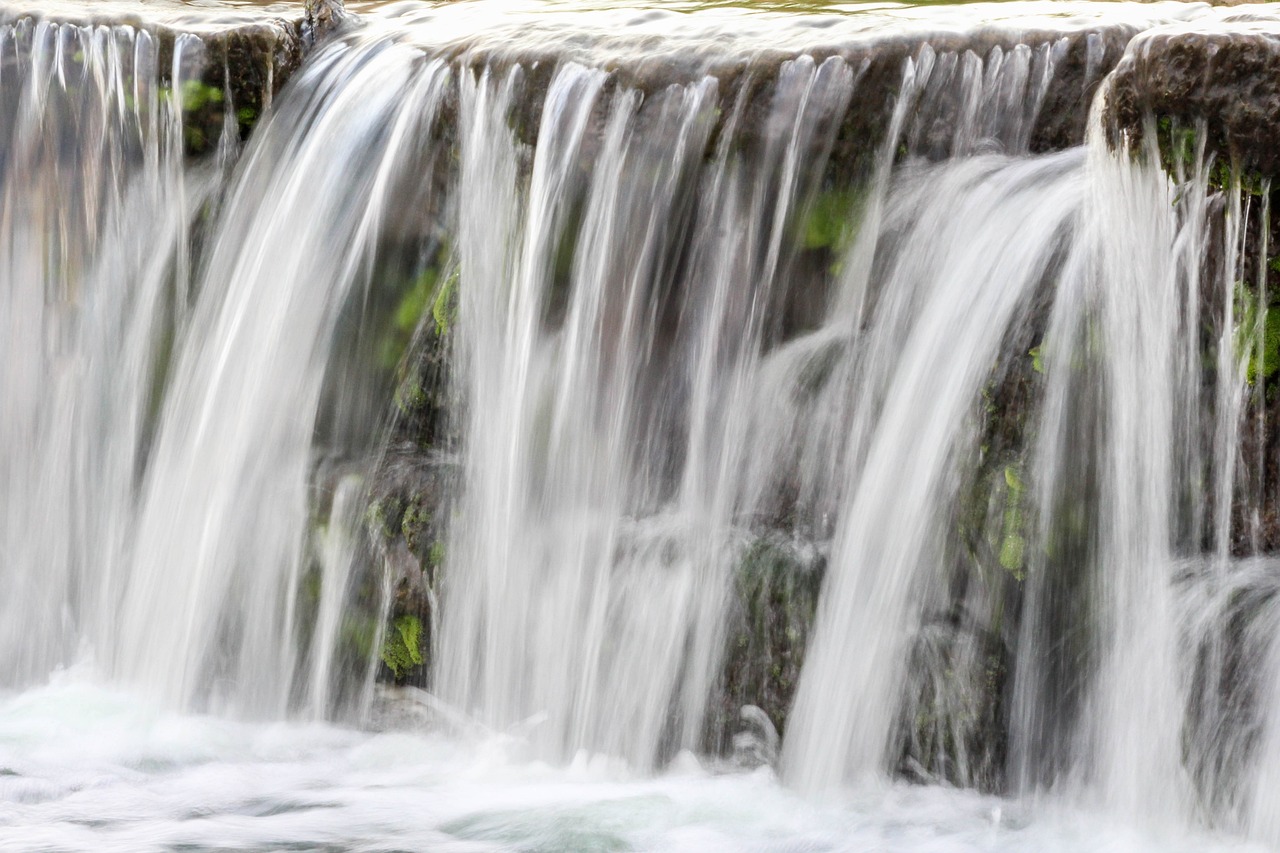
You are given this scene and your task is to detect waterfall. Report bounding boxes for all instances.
[0,18,217,688]
[4,1,1280,849]
[0,12,451,718]
[437,52,861,769]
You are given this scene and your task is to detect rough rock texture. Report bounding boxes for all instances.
[172,0,348,151]
[1108,28,1280,175]
[707,539,824,763]
[363,444,453,687]
[304,0,346,47]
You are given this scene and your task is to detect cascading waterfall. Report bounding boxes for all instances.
[0,17,221,688]
[5,1,1280,850]
[111,34,451,718]
[783,147,1089,792]
[0,11,450,719]
[438,51,861,768]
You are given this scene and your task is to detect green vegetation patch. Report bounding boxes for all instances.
[1235,281,1280,385]
[800,187,861,250]
[998,464,1026,579]
[1247,307,1280,385]
[380,614,424,681]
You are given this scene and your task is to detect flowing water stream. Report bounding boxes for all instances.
[3,0,1280,850]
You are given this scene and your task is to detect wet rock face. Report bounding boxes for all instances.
[1029,29,1134,154]
[23,0,1280,775]
[708,539,824,763]
[364,445,453,687]
[480,25,1139,186]
[1108,29,1280,175]
[0,0,348,155]
[179,1,347,151]
[304,0,345,46]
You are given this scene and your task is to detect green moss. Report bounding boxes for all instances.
[402,499,429,553]
[1244,306,1280,385]
[378,268,437,370]
[1157,117,1198,174]
[398,268,436,333]
[302,565,323,604]
[800,187,860,250]
[998,464,1026,580]
[432,267,460,337]
[998,533,1025,574]
[341,614,378,664]
[428,540,446,570]
[183,79,224,110]
[160,79,225,112]
[1003,465,1024,492]
[378,263,458,375]
[380,614,424,681]
[153,77,231,156]
[365,496,406,540]
[1153,118,1270,198]
[1028,345,1043,375]
[393,371,429,417]
[1234,281,1279,385]
[1216,162,1269,198]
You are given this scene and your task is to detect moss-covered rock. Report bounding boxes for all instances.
[1108,29,1280,177]
[381,613,426,684]
[708,537,824,760]
[364,446,454,688]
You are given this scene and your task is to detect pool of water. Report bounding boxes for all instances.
[0,675,1268,853]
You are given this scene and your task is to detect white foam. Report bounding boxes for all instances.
[0,683,1269,853]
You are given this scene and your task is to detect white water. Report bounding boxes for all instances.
[0,678,1272,853]
[0,17,218,690]
[4,0,1280,850]
[438,47,865,768]
[111,31,450,718]
[0,13,451,719]
[784,148,1085,790]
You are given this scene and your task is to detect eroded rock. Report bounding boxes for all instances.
[1108,25,1280,175]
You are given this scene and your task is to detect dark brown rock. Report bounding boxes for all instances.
[1108,28,1280,175]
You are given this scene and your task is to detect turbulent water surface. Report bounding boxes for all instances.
[0,677,1271,853]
